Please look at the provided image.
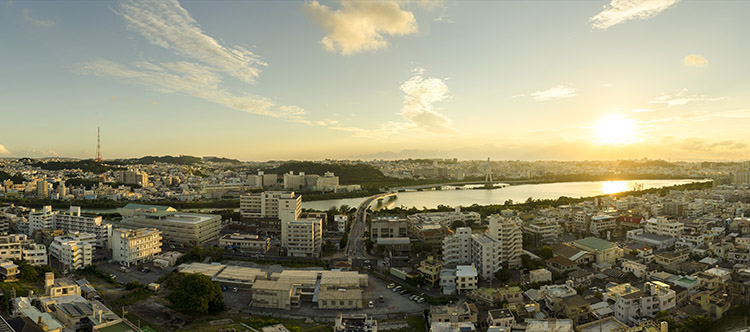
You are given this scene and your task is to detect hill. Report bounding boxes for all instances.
[31,159,115,174]
[264,161,390,185]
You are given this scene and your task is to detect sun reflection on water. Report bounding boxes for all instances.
[601,181,628,194]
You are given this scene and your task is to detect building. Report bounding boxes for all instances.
[626,229,675,250]
[471,233,502,280]
[486,308,514,330]
[219,233,270,252]
[115,170,149,186]
[49,235,93,271]
[560,294,590,324]
[317,288,363,309]
[529,268,552,284]
[622,260,648,278]
[0,233,25,261]
[251,280,301,310]
[429,301,478,325]
[28,205,56,235]
[455,265,478,294]
[644,217,684,238]
[53,206,112,249]
[111,228,162,267]
[370,217,408,241]
[282,217,322,257]
[0,259,19,282]
[540,284,577,313]
[335,313,377,332]
[486,215,522,268]
[523,220,563,244]
[589,215,616,237]
[120,207,221,246]
[614,281,676,324]
[443,227,472,267]
[335,215,348,233]
[240,191,301,233]
[21,242,47,266]
[570,237,623,265]
[419,256,443,286]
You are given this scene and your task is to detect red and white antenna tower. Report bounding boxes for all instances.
[95,127,103,162]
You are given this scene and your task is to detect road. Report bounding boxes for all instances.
[346,192,396,259]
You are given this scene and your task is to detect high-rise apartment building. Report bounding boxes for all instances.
[49,234,94,271]
[115,170,149,186]
[282,217,322,258]
[486,215,522,268]
[443,227,472,267]
[240,191,301,234]
[53,206,112,250]
[29,205,56,235]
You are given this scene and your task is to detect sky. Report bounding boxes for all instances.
[1,0,749,161]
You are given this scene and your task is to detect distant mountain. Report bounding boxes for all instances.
[264,161,390,185]
[116,155,203,165]
[203,156,241,164]
[31,159,115,174]
[0,170,27,183]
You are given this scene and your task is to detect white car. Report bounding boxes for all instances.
[387,283,396,289]
[368,301,374,308]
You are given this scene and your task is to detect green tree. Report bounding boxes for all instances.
[679,315,710,332]
[166,273,226,316]
[494,269,511,283]
[539,246,554,259]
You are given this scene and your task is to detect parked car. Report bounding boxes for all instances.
[368,301,374,308]
[409,295,417,301]
[387,283,395,289]
[392,286,402,292]
[417,297,425,303]
[232,287,238,293]
[222,285,228,292]
[379,295,384,303]
[400,289,408,295]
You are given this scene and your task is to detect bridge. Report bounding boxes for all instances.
[345,192,397,260]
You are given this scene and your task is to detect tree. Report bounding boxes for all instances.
[339,233,348,248]
[494,269,511,283]
[166,273,226,316]
[539,246,554,259]
[679,315,710,332]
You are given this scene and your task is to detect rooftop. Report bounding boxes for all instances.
[573,237,615,251]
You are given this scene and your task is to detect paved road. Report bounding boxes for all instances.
[345,193,395,259]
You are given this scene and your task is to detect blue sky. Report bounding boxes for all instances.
[1,0,748,161]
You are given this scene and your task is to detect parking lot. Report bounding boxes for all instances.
[96,261,174,285]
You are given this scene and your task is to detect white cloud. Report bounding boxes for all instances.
[530,85,578,101]
[22,8,54,27]
[118,0,266,83]
[590,0,679,30]
[396,69,457,133]
[0,144,10,156]
[683,54,708,68]
[77,60,303,118]
[305,0,418,55]
[648,89,725,107]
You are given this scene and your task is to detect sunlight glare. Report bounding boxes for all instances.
[601,181,628,194]
[595,115,637,145]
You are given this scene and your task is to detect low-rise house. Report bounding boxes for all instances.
[419,256,443,286]
[529,268,552,284]
[486,308,514,330]
[219,233,270,252]
[429,301,478,326]
[251,280,301,310]
[614,281,676,324]
[570,237,623,265]
[560,294,590,324]
[567,270,594,287]
[546,256,577,274]
[0,259,19,282]
[622,260,648,278]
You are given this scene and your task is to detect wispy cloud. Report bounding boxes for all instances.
[683,54,708,68]
[530,85,578,101]
[590,0,679,30]
[305,0,418,55]
[0,144,10,156]
[79,0,304,120]
[118,0,265,83]
[22,8,54,27]
[648,88,725,107]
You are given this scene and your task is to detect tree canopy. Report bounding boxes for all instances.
[164,273,226,316]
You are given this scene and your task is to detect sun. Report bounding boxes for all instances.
[595,115,637,145]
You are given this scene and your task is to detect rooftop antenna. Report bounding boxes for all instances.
[95,127,103,162]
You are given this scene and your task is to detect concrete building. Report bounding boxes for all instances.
[419,256,443,286]
[282,217,322,258]
[335,314,377,332]
[486,308,514,330]
[111,228,162,267]
[251,280,301,310]
[644,217,684,238]
[529,268,552,284]
[370,217,408,241]
[53,206,112,249]
[0,233,25,261]
[0,259,19,282]
[115,170,149,186]
[442,227,472,267]
[219,233,270,252]
[239,191,301,234]
[614,281,676,324]
[21,242,47,266]
[626,229,675,250]
[120,207,221,246]
[28,205,56,235]
[471,233,501,280]
[49,235,93,271]
[455,265,478,294]
[540,284,577,313]
[523,220,563,244]
[486,215,522,268]
[335,215,348,233]
[570,237,623,265]
[589,215,616,237]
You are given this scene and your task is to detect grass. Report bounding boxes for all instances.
[708,308,750,332]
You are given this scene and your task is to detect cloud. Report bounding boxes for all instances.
[631,108,653,113]
[22,8,54,27]
[530,85,578,101]
[590,0,679,30]
[648,88,725,107]
[392,68,458,133]
[77,60,303,118]
[117,0,266,83]
[305,0,418,55]
[683,54,708,68]
[0,144,10,156]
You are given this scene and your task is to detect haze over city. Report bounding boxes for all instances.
[2,0,749,161]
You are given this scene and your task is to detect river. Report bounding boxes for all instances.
[300,179,705,211]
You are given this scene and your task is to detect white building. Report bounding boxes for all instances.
[28,205,56,235]
[335,215,348,233]
[282,218,322,258]
[49,235,93,271]
[486,215,522,268]
[443,227,472,267]
[614,281,676,324]
[0,233,25,261]
[440,264,478,295]
[111,228,163,267]
[239,191,301,220]
[53,206,112,249]
[621,260,648,278]
[522,220,563,244]
[589,215,616,237]
[529,268,552,284]
[644,217,684,238]
[471,233,501,280]
[21,242,47,266]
